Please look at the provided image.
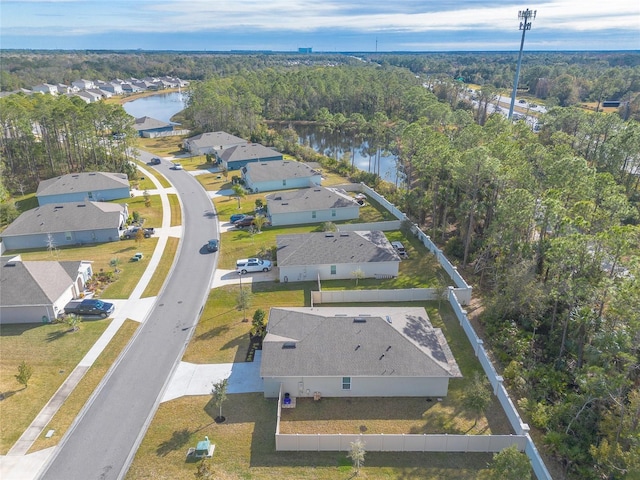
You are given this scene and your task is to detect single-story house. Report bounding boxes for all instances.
[32,83,58,95]
[74,91,102,103]
[0,201,128,251]
[242,160,322,193]
[71,79,95,90]
[276,230,400,282]
[133,116,173,137]
[261,306,462,398]
[265,187,360,226]
[183,131,247,156]
[219,143,283,171]
[36,172,130,206]
[0,255,93,324]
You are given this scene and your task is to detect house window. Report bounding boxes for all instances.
[331,209,336,217]
[342,377,351,390]
[330,265,337,275]
[283,179,287,186]
[65,232,72,241]
[311,211,316,219]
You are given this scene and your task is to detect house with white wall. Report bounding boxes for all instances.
[242,161,321,193]
[0,256,93,324]
[183,131,247,156]
[266,187,360,226]
[276,230,400,282]
[0,202,128,250]
[36,172,130,205]
[261,306,462,398]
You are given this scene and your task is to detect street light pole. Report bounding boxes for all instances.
[508,8,536,120]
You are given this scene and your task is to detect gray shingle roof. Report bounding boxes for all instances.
[277,231,401,266]
[221,143,282,163]
[0,257,76,306]
[243,160,320,183]
[133,116,170,131]
[261,307,461,379]
[36,172,129,197]
[1,202,125,238]
[185,131,246,150]
[266,187,359,214]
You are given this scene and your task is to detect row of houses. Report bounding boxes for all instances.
[1,76,188,103]
[0,172,131,250]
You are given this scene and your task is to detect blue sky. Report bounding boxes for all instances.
[1,0,639,51]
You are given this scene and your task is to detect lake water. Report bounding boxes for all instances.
[122,91,187,124]
[281,123,403,186]
[124,92,402,184]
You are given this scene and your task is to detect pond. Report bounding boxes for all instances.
[278,123,404,186]
[122,91,187,124]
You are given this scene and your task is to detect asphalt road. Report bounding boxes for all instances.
[39,154,219,480]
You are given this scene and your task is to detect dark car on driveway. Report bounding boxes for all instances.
[233,216,271,228]
[230,213,247,223]
[150,157,161,165]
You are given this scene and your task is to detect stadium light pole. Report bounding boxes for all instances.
[508,8,536,120]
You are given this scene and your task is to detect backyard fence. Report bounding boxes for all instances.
[448,288,552,480]
[274,386,526,453]
[308,182,550,478]
[142,129,190,138]
[336,220,401,232]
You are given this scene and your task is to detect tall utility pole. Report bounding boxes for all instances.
[508,8,536,120]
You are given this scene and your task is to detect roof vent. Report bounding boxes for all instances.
[335,314,347,317]
[282,342,296,349]
[314,188,321,192]
[386,315,392,323]
[325,233,334,237]
[281,202,288,205]
[5,263,16,267]
[72,174,79,177]
[54,206,64,209]
[386,346,392,352]
[77,204,86,207]
[274,196,282,200]
[355,344,361,350]
[340,233,349,237]
[353,318,367,323]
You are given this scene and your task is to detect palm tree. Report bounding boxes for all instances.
[231,184,245,209]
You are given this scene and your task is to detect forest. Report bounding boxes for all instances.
[0,52,639,479]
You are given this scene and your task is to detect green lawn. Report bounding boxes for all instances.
[126,393,495,480]
[184,283,310,364]
[217,225,319,270]
[15,237,158,299]
[28,319,139,453]
[168,193,182,227]
[123,194,163,228]
[142,237,179,298]
[136,134,187,158]
[0,319,111,454]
